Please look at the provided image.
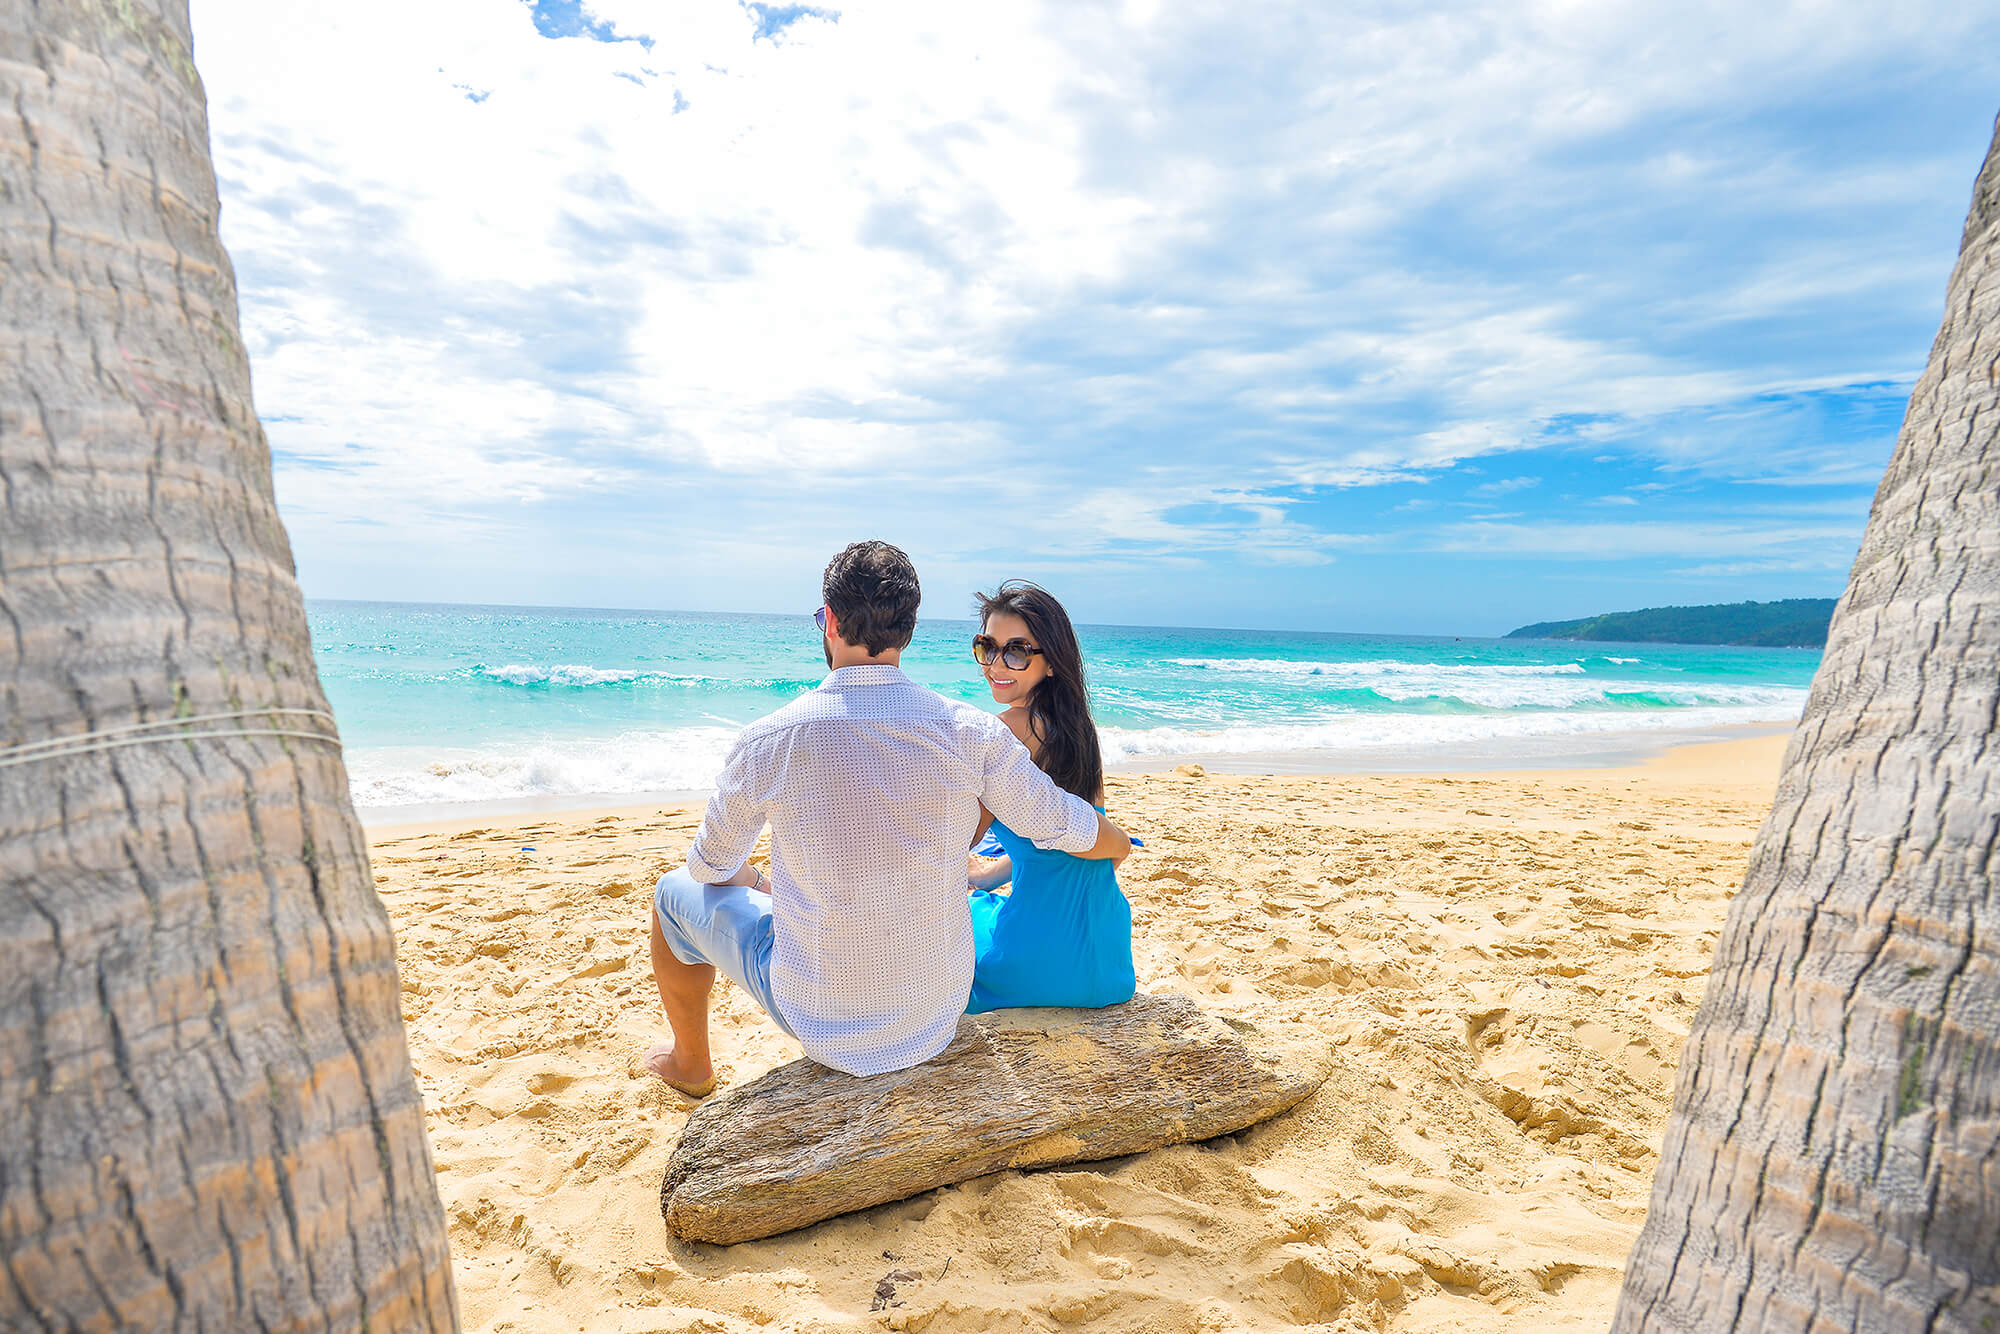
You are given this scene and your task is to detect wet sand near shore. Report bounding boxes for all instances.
[371,734,1785,1333]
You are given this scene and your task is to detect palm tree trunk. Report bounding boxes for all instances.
[1,3,456,1329]
[1613,113,2000,1333]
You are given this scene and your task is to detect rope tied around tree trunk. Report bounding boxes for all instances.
[0,707,343,770]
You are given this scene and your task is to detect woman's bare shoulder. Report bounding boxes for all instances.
[999,706,1040,752]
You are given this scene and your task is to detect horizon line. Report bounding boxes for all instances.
[300,593,1839,646]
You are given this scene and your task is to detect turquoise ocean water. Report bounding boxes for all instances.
[308,600,1821,817]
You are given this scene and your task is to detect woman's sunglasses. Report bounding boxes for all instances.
[972,635,1044,671]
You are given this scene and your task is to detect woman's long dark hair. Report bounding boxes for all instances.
[976,580,1104,802]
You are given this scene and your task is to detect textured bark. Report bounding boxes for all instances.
[0,3,456,1330]
[1613,114,2000,1334]
[661,993,1330,1245]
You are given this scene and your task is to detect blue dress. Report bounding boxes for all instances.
[966,809,1136,1013]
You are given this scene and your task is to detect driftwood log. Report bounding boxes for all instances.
[660,993,1329,1244]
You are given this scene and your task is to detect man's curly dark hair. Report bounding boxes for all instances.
[822,540,920,655]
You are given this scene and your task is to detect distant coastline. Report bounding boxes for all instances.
[1506,598,1837,649]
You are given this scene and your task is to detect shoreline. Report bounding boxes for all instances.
[1103,719,1791,778]
[356,732,1784,844]
[355,721,1795,831]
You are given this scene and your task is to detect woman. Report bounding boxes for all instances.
[965,580,1136,1013]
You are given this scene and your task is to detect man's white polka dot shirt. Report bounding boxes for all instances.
[687,664,1102,1076]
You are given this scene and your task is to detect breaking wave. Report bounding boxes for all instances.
[346,728,739,809]
[1098,701,1804,764]
[1167,657,1589,678]
[346,690,1808,811]
[481,663,642,687]
[474,664,820,691]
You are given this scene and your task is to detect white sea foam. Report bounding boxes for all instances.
[1096,700,1805,764]
[482,663,642,687]
[473,664,820,691]
[346,689,1810,810]
[345,727,738,807]
[1159,656,1794,710]
[1167,657,1588,678]
[1606,656,1643,664]
[1363,678,1804,710]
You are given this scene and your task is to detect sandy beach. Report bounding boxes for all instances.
[370,734,1785,1334]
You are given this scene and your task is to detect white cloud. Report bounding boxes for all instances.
[1426,518,1862,560]
[1475,476,1542,497]
[186,0,1999,615]
[1669,557,1852,577]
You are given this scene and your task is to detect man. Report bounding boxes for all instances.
[644,541,1132,1093]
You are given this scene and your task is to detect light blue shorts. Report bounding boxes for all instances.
[652,868,796,1039]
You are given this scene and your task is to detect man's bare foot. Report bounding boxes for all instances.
[642,1040,716,1099]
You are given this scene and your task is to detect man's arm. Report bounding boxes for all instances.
[976,720,1132,863]
[686,734,769,884]
[1077,808,1133,863]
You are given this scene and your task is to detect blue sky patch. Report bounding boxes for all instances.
[745,3,836,43]
[522,0,652,49]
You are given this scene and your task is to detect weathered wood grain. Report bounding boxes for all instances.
[661,993,1329,1245]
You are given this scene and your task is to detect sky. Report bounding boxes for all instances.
[190,0,2000,635]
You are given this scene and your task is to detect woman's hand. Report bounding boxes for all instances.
[968,853,1013,893]
[723,859,768,892]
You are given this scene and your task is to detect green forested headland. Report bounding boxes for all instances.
[1505,598,1837,648]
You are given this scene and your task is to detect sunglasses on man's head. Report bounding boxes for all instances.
[972,635,1044,671]
[813,607,828,632]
